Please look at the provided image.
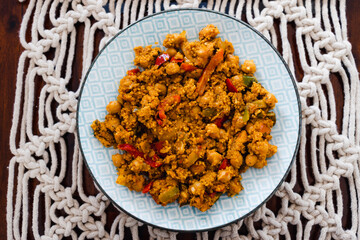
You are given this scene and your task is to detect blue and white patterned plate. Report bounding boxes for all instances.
[77,9,301,232]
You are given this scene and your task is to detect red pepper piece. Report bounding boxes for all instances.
[127,68,140,75]
[118,144,144,158]
[214,116,228,128]
[156,95,181,124]
[154,141,165,153]
[155,53,170,66]
[196,48,224,95]
[209,192,217,198]
[225,78,238,92]
[144,157,163,168]
[219,158,230,170]
[158,109,166,120]
[156,117,163,126]
[180,63,198,72]
[119,144,162,167]
[142,181,153,193]
[152,141,167,157]
[170,57,184,63]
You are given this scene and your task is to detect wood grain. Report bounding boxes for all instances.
[1,2,359,239]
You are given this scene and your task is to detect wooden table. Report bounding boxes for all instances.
[1,1,359,239]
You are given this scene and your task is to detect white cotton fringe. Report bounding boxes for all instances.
[7,0,360,239]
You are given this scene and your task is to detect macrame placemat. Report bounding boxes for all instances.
[7,0,360,239]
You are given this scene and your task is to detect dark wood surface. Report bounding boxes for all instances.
[1,1,359,239]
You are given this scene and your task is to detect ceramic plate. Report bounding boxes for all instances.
[77,9,301,232]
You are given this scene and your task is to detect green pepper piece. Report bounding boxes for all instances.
[266,112,276,124]
[243,75,257,87]
[252,100,267,108]
[243,106,250,122]
[183,151,199,168]
[158,186,180,203]
[255,109,265,118]
[202,108,217,118]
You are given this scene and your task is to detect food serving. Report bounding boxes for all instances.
[91,24,278,212]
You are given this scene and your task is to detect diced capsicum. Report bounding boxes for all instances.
[219,158,230,170]
[180,63,197,71]
[127,68,140,75]
[202,107,217,118]
[214,116,228,128]
[158,186,180,203]
[243,75,257,87]
[152,141,167,157]
[243,106,250,122]
[142,181,153,193]
[144,155,163,168]
[170,57,184,63]
[118,144,162,168]
[118,144,143,158]
[196,48,224,95]
[155,53,170,66]
[182,151,199,168]
[225,78,238,92]
[251,100,267,108]
[156,95,181,124]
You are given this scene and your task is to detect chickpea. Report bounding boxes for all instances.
[166,62,180,75]
[229,152,243,168]
[106,101,121,114]
[245,154,258,167]
[190,106,201,119]
[241,60,256,74]
[154,83,167,95]
[112,154,125,167]
[166,47,177,57]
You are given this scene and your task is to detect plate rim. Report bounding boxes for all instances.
[76,8,302,232]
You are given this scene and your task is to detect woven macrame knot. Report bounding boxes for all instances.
[38,160,47,174]
[58,17,75,33]
[286,6,306,22]
[95,220,106,238]
[330,40,352,57]
[265,1,284,18]
[298,82,317,97]
[53,176,61,192]
[300,19,321,34]
[73,5,90,22]
[27,42,44,59]
[36,59,55,75]
[81,208,90,223]
[254,16,273,32]
[175,0,200,8]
